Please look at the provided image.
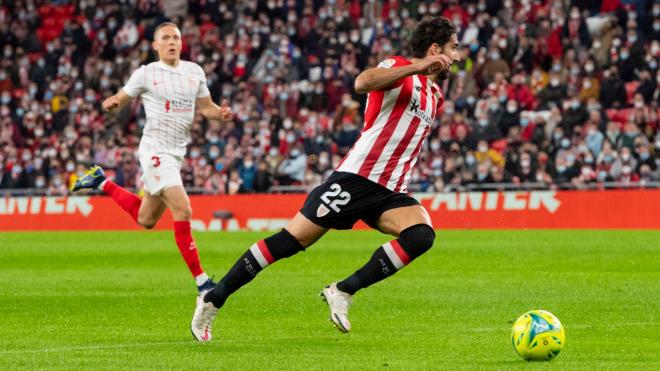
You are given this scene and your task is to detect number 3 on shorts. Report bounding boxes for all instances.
[320,183,351,213]
[151,156,161,168]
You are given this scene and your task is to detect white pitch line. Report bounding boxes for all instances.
[0,340,194,355]
[2,322,658,355]
[0,335,329,355]
[470,321,660,333]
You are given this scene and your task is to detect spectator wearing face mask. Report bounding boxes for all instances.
[480,48,510,84]
[563,7,591,48]
[472,112,504,143]
[551,154,579,185]
[616,122,641,152]
[474,140,505,168]
[514,151,537,183]
[635,144,656,173]
[238,154,258,192]
[628,93,656,127]
[47,174,68,196]
[578,63,601,103]
[507,73,537,110]
[253,160,273,193]
[559,98,589,136]
[635,70,656,103]
[498,99,521,137]
[599,67,628,108]
[447,70,478,110]
[584,122,605,158]
[538,72,567,109]
[276,146,307,185]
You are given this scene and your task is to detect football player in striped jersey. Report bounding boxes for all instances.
[192,17,460,341]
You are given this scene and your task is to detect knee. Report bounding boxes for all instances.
[398,224,435,259]
[138,216,157,230]
[172,204,193,221]
[263,228,306,260]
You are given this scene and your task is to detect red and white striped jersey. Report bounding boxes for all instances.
[122,60,211,157]
[337,56,444,193]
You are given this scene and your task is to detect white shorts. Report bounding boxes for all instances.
[138,152,184,196]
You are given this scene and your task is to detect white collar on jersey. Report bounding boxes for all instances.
[158,60,182,70]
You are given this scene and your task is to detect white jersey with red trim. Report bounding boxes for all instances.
[122,60,211,157]
[336,56,444,193]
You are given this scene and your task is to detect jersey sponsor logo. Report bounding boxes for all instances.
[409,97,434,126]
[165,98,194,113]
[377,58,396,68]
[153,81,161,86]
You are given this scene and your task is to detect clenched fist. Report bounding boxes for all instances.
[102,95,121,112]
[415,54,453,75]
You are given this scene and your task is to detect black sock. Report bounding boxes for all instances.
[336,246,397,295]
[205,229,304,308]
[337,225,435,295]
[205,251,262,308]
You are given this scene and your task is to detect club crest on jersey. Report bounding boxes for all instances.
[316,204,330,218]
[165,100,171,113]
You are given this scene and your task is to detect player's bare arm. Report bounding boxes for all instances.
[197,97,234,121]
[354,54,452,94]
[102,89,133,113]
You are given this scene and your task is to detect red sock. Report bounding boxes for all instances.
[103,180,141,223]
[174,220,204,277]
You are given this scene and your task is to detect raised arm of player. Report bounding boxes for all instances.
[354,54,453,94]
[197,97,233,121]
[102,90,133,113]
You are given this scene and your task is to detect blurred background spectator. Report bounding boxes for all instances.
[0,0,658,194]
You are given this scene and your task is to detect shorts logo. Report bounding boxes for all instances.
[316,204,330,218]
[318,183,351,215]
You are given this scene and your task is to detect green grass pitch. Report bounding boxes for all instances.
[0,230,658,370]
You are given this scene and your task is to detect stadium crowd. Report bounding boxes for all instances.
[0,0,658,194]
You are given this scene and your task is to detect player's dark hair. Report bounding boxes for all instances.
[411,17,457,58]
[154,22,180,40]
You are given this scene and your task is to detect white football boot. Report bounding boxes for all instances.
[191,299,219,342]
[320,282,353,333]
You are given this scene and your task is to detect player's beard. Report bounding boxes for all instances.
[436,68,451,81]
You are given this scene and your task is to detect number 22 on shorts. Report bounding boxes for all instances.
[319,183,351,213]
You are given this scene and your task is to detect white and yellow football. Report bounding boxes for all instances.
[511,310,565,361]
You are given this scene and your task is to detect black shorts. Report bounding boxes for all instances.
[300,171,420,230]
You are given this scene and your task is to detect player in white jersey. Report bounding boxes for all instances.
[71,23,233,298]
[191,17,461,342]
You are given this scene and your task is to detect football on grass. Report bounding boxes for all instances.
[511,310,565,361]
